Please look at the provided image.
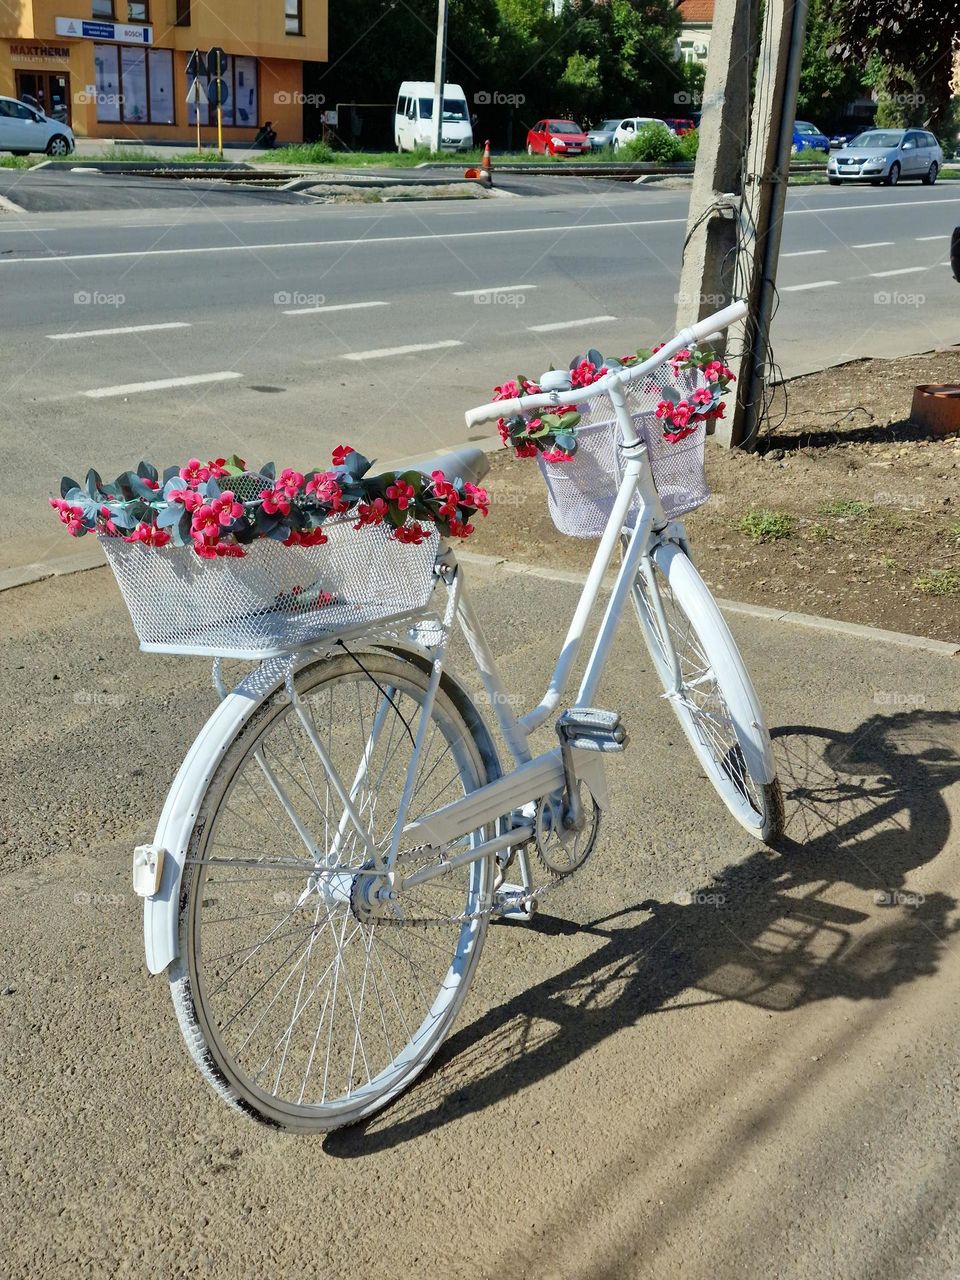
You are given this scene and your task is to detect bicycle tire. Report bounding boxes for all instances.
[168,650,498,1132]
[630,540,784,843]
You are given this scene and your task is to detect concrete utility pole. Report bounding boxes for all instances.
[675,0,811,449]
[674,0,758,336]
[725,0,811,448]
[431,0,449,154]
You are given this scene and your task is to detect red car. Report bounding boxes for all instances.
[663,117,696,136]
[526,119,590,156]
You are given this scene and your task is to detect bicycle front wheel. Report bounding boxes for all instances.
[630,541,784,842]
[168,651,498,1132]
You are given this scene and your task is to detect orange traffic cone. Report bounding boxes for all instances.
[481,139,493,185]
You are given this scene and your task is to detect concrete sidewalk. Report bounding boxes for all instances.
[2,559,960,1278]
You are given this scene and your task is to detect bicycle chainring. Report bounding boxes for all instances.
[533,783,601,878]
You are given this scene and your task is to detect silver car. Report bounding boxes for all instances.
[587,119,623,150]
[827,127,943,186]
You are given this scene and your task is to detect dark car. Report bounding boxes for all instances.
[951,227,960,282]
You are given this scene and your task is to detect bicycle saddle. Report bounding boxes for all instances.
[400,445,490,486]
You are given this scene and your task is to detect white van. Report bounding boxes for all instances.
[395,81,473,152]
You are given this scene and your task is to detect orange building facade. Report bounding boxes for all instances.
[0,1,328,145]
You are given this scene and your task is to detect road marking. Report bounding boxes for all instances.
[0,226,55,233]
[869,267,926,277]
[82,371,242,398]
[283,300,389,316]
[341,339,463,361]
[781,249,827,257]
[779,280,838,292]
[453,284,539,296]
[48,321,191,340]
[528,314,617,332]
[4,197,960,266]
[117,223,175,229]
[916,234,949,241]
[851,241,894,248]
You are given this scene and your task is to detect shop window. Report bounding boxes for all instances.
[188,55,258,128]
[93,43,121,123]
[120,46,148,124]
[285,0,303,35]
[147,49,174,125]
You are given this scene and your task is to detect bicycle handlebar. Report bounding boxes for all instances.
[464,299,748,430]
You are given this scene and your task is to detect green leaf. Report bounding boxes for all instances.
[587,348,603,368]
[260,461,276,481]
[60,476,80,499]
[557,411,581,430]
[136,461,158,483]
[223,453,247,475]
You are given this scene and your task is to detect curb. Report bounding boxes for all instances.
[0,192,26,213]
[5,543,958,659]
[456,550,960,657]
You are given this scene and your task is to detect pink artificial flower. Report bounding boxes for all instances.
[190,504,223,549]
[493,379,521,401]
[430,471,460,519]
[207,458,229,479]
[305,471,348,512]
[446,518,474,538]
[353,497,388,528]
[663,426,698,443]
[497,417,511,446]
[462,482,489,517]
[691,387,714,406]
[570,359,607,389]
[283,527,329,547]
[179,458,211,487]
[167,486,205,512]
[524,416,543,436]
[542,448,574,463]
[140,476,160,491]
[277,467,304,497]
[385,480,415,512]
[124,522,171,548]
[211,491,243,526]
[260,486,291,517]
[98,505,119,536]
[49,498,86,536]
[393,522,428,545]
[331,445,355,467]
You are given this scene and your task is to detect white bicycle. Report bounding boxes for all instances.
[123,301,783,1132]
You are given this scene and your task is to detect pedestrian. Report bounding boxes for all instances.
[254,120,277,149]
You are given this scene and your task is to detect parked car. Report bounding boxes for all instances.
[662,117,696,136]
[952,227,960,282]
[526,119,590,156]
[828,129,861,150]
[826,128,943,186]
[586,118,624,150]
[394,81,473,152]
[612,117,672,152]
[792,120,829,153]
[0,95,74,156]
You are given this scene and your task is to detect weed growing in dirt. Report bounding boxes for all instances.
[739,509,794,543]
[819,499,871,518]
[880,555,899,571]
[809,523,833,542]
[913,569,960,596]
[950,522,960,546]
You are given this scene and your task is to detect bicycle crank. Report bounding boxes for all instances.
[533,782,601,878]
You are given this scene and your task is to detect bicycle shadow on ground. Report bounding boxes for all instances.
[324,709,960,1157]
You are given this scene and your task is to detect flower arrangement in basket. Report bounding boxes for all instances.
[489,341,735,537]
[48,445,489,557]
[491,343,735,463]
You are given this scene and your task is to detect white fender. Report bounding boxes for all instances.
[143,657,291,975]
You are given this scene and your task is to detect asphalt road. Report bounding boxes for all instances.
[2,175,958,570]
[2,560,959,1278]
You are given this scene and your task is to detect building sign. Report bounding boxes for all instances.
[54,17,153,44]
[8,42,72,63]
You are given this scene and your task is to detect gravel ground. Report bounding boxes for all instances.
[3,562,960,1279]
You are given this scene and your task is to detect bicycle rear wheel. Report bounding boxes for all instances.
[168,651,498,1132]
[630,540,784,842]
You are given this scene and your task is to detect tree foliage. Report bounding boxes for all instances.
[827,0,960,132]
[796,0,868,127]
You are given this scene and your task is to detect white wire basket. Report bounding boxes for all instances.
[537,368,711,539]
[100,519,440,658]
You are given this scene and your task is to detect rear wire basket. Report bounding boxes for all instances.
[100,518,440,658]
[537,364,711,538]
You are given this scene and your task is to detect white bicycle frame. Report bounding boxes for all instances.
[140,301,751,970]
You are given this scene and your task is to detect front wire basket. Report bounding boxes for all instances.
[537,363,711,538]
[100,518,440,658]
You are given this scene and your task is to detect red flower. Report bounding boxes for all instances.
[430,470,460,519]
[211,491,243,526]
[214,543,246,558]
[124,522,171,548]
[277,467,304,497]
[140,476,160,491]
[663,426,698,443]
[98,505,119,536]
[305,471,348,512]
[542,448,574,463]
[260,486,291,517]
[168,486,205,512]
[353,497,388,528]
[462,482,489,516]
[447,518,474,538]
[332,445,355,467]
[283,527,329,546]
[514,441,537,459]
[49,497,86,536]
[179,458,211,487]
[385,479,416,511]
[393,522,429,545]
[190,504,223,548]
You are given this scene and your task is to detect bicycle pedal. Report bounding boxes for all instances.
[557,708,628,753]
